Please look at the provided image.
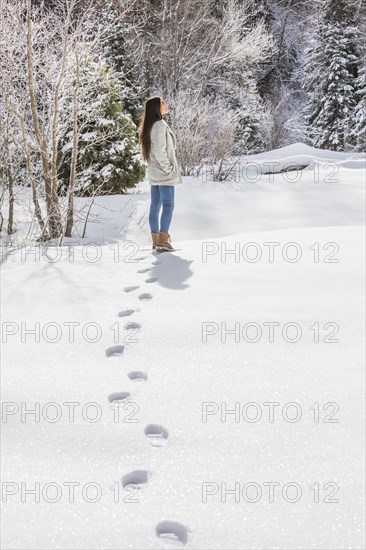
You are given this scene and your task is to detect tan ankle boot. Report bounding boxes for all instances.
[157,231,174,252]
[151,232,159,250]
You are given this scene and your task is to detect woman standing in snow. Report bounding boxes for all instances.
[139,96,183,252]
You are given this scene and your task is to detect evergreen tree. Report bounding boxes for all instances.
[58,57,145,196]
[230,77,268,154]
[96,4,145,126]
[352,65,366,151]
[303,0,361,151]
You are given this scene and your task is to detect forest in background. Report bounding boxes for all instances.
[0,0,365,240]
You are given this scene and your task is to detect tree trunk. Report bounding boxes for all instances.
[65,49,80,237]
[26,0,63,238]
[6,163,14,235]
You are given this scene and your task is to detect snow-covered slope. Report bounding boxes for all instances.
[1,145,365,549]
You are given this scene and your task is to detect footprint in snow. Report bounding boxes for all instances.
[137,268,150,274]
[118,308,140,317]
[124,321,142,330]
[128,371,147,383]
[145,277,158,284]
[108,392,130,403]
[121,470,151,489]
[105,345,124,357]
[156,521,189,548]
[139,293,153,301]
[144,424,169,447]
[124,285,139,293]
[136,256,147,261]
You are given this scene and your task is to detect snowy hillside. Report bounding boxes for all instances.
[1,144,365,550]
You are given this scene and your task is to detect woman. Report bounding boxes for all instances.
[139,96,183,252]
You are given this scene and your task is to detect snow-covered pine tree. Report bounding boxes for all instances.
[303,0,361,151]
[351,64,366,151]
[230,75,269,154]
[93,3,144,126]
[58,57,145,196]
[232,0,274,152]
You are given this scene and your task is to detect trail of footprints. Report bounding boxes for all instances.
[105,252,190,547]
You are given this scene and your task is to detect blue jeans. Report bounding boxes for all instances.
[149,185,175,234]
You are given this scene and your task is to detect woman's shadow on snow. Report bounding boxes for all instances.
[151,253,193,290]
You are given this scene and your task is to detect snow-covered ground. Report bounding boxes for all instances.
[1,144,365,549]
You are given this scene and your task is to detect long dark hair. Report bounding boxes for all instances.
[138,96,162,162]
